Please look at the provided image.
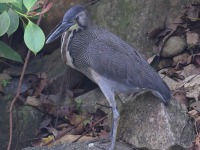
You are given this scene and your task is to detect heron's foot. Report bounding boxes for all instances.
[86,135,110,144]
[86,136,114,150]
[87,142,107,150]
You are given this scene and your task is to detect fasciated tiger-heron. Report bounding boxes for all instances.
[46,5,171,150]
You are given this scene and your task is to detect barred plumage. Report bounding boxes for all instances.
[46,5,171,150]
[67,26,170,103]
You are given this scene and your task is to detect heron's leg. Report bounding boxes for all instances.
[110,105,120,150]
[98,81,120,150]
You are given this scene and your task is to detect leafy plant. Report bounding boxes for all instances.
[0,0,52,62]
[75,98,83,113]
[0,79,10,86]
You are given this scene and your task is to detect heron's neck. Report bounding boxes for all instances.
[61,30,73,62]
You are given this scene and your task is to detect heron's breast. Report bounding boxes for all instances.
[61,31,75,68]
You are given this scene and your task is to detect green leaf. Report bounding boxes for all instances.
[7,8,19,36]
[23,0,36,11]
[0,0,17,3]
[0,41,23,62]
[0,3,7,12]
[11,0,22,10]
[0,11,10,36]
[12,0,27,13]
[1,80,11,87]
[83,119,91,126]
[24,20,45,54]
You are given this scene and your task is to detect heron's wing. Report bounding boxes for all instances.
[88,33,153,88]
[87,29,170,102]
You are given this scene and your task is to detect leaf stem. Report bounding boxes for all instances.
[7,3,31,20]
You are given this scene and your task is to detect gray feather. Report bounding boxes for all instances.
[68,26,171,104]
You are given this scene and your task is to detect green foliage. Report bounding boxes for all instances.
[11,0,23,10]
[75,98,83,113]
[0,11,10,36]
[24,20,45,54]
[0,3,7,12]
[7,8,19,36]
[0,41,23,62]
[0,0,48,62]
[83,119,91,126]
[23,0,36,12]
[0,0,17,3]
[0,79,10,86]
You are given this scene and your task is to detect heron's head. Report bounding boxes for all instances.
[46,5,89,43]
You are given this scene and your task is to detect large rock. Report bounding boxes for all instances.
[73,89,194,149]
[118,92,194,150]
[89,0,195,58]
[75,88,106,113]
[0,100,43,150]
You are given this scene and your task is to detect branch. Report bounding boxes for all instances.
[7,0,49,149]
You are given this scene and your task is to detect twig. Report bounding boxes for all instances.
[72,115,107,143]
[175,72,200,90]
[7,50,31,150]
[7,1,49,150]
[44,116,89,146]
[0,60,15,68]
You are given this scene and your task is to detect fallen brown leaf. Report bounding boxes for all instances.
[172,89,188,106]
